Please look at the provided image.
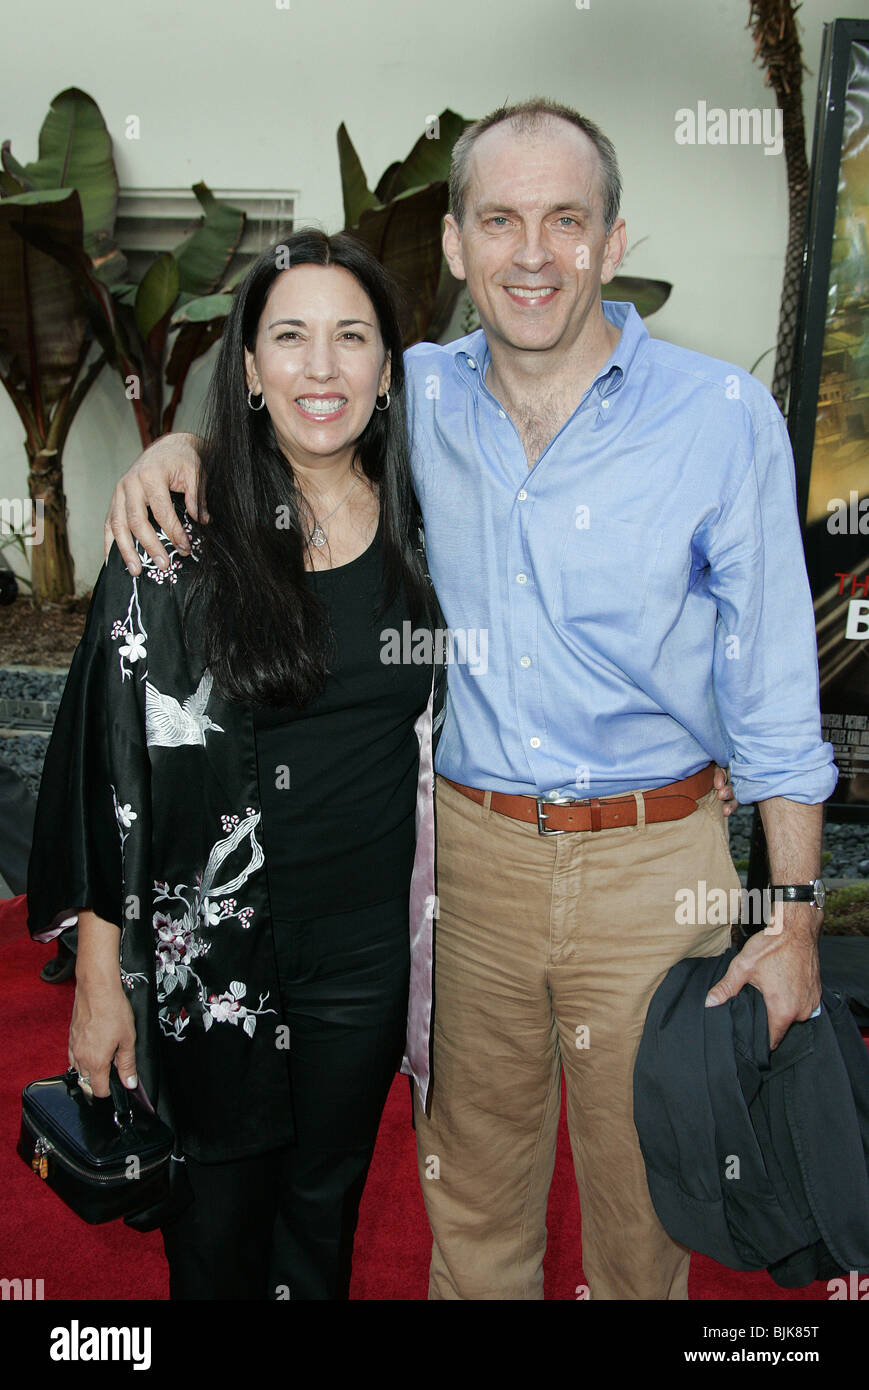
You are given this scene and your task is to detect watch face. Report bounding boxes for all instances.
[814,879,826,910]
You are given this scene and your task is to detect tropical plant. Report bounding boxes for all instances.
[748,0,809,412]
[0,88,122,600]
[1,88,248,600]
[337,109,472,345]
[18,176,247,451]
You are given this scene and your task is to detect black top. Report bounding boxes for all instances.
[253,519,432,919]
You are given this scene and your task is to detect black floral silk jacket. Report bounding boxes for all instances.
[28,505,444,1161]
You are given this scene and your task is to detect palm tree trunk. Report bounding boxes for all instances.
[748,0,810,413]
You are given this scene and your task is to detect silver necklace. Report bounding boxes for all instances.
[307,477,358,548]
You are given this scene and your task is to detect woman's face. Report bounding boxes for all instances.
[244,263,391,473]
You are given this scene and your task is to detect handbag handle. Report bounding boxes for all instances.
[64,1065,135,1131]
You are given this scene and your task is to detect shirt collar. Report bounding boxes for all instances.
[450,299,648,398]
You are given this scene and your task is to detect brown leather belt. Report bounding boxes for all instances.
[442,763,716,835]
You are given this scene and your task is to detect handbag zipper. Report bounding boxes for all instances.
[23,1114,170,1183]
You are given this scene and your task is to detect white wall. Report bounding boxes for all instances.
[1,0,861,590]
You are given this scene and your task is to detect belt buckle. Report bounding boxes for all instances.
[535,795,575,836]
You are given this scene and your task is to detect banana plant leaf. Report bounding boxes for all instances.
[337,124,380,229]
[604,276,671,318]
[1,88,125,285]
[0,185,110,600]
[428,257,466,343]
[135,253,180,340]
[374,110,471,205]
[338,113,472,344]
[348,182,451,347]
[174,182,246,298]
[164,289,236,429]
[0,190,93,422]
[170,292,235,325]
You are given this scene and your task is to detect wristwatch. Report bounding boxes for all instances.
[769,879,826,910]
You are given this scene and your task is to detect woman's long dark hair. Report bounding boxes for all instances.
[185,230,432,707]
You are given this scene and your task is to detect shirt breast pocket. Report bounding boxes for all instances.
[558,520,661,639]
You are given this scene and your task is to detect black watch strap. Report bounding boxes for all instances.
[769,880,825,908]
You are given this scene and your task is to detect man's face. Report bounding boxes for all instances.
[443,119,626,360]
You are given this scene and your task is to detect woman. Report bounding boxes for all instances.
[27,231,442,1300]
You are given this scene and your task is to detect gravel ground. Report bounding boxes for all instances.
[0,731,50,799]
[727,805,869,880]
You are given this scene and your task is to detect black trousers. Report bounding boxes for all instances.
[161,893,410,1299]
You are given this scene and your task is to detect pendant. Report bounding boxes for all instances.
[310,526,327,548]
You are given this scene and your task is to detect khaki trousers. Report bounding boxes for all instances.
[414,775,738,1300]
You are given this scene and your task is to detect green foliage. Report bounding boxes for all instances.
[823,881,869,937]
[337,111,472,345]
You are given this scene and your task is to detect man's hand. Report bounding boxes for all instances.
[105,432,203,575]
[713,764,738,818]
[704,904,822,1049]
[705,794,823,1048]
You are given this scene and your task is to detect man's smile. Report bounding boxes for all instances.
[503,286,560,306]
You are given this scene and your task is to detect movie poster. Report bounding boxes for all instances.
[790,19,869,817]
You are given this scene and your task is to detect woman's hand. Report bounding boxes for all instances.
[68,911,137,1098]
[104,431,204,575]
[69,978,137,1099]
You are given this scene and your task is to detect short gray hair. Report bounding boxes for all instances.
[449,98,622,233]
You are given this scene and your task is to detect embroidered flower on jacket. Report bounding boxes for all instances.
[119,632,147,664]
[202,981,274,1038]
[151,810,267,1040]
[200,898,222,927]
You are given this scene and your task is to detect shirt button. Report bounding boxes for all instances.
[516,573,528,585]
[530,737,541,749]
[517,489,528,501]
[520,655,531,668]
[601,398,610,409]
[467,357,477,369]
[498,409,506,419]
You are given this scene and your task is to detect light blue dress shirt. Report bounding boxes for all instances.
[403,301,837,807]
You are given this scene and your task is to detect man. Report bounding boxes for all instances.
[106,99,835,1300]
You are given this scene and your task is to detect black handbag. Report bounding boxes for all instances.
[18,1067,190,1229]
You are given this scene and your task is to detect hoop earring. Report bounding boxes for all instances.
[374,390,390,412]
[248,389,266,412]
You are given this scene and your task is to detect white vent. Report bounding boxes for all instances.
[115,187,296,281]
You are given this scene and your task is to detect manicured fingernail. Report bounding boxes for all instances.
[157,557,168,570]
[126,1075,138,1088]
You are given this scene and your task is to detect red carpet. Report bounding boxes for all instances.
[0,894,848,1300]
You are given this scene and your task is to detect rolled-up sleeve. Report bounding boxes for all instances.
[705,407,837,805]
